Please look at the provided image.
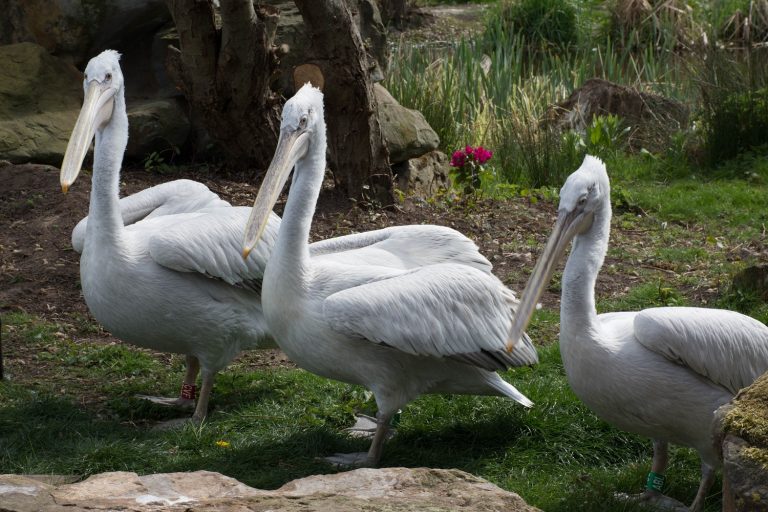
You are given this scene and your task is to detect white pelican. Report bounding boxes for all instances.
[63,51,518,424]
[61,50,283,422]
[507,155,768,511]
[242,84,538,467]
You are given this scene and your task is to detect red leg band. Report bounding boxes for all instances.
[180,383,196,400]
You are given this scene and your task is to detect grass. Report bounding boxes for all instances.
[0,320,718,510]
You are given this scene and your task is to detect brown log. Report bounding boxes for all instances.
[165,0,283,171]
[295,0,393,204]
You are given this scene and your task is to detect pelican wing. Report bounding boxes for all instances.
[310,225,492,273]
[323,263,538,370]
[72,179,229,253]
[634,307,768,394]
[148,207,280,290]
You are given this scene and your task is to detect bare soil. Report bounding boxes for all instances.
[0,163,563,398]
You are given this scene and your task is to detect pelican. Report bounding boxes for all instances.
[242,84,538,467]
[63,51,515,424]
[61,50,285,422]
[507,155,768,511]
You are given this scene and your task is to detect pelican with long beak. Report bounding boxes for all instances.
[61,50,286,422]
[242,84,538,467]
[507,155,768,512]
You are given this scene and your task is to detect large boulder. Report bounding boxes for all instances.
[126,99,191,161]
[0,42,82,165]
[394,149,451,197]
[0,467,540,511]
[0,0,170,68]
[721,372,768,510]
[545,78,689,153]
[375,84,440,164]
[731,264,768,301]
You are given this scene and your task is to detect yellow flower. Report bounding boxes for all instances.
[215,440,230,448]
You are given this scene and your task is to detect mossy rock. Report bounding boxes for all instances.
[722,372,768,510]
[0,43,82,165]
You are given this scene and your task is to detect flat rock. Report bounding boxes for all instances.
[0,42,82,165]
[375,84,440,164]
[0,467,539,511]
[732,264,768,301]
[126,98,191,160]
[394,149,451,197]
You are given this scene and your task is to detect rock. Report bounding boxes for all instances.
[0,467,540,511]
[126,99,191,161]
[545,78,689,153]
[721,372,768,511]
[0,0,170,67]
[732,264,768,301]
[375,84,440,164]
[0,42,82,165]
[394,149,451,197]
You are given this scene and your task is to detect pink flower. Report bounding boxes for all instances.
[475,146,493,165]
[465,145,475,157]
[450,150,466,168]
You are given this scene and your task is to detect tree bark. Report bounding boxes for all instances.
[165,0,283,171]
[295,0,393,204]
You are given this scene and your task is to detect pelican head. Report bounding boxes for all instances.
[60,50,124,193]
[242,83,326,258]
[506,155,609,350]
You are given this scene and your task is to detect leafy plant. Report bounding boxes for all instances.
[704,87,768,164]
[489,0,580,49]
[450,145,494,194]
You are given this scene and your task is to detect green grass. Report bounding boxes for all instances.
[0,311,722,510]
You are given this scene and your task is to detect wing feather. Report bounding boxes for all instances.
[72,180,229,253]
[323,263,537,369]
[634,307,768,394]
[148,208,280,287]
[311,225,492,273]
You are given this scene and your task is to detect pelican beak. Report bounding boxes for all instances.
[242,127,310,259]
[60,80,116,193]
[506,208,591,351]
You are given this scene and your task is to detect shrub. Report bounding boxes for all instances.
[704,87,768,164]
[488,0,579,50]
[605,0,702,51]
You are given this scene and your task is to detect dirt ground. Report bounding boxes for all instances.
[0,161,569,395]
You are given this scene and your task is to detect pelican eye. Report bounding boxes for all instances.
[299,115,308,128]
[105,73,112,82]
[84,73,88,80]
[577,196,587,206]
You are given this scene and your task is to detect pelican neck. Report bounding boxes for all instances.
[560,200,612,341]
[271,133,327,278]
[86,91,128,247]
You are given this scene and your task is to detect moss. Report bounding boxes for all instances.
[742,447,768,470]
[724,372,768,448]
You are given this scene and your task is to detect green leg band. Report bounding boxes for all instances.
[646,471,666,492]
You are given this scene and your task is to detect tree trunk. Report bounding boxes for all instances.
[379,0,408,26]
[295,0,393,204]
[165,0,284,171]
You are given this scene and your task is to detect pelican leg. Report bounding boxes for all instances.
[191,370,215,423]
[641,439,669,500]
[688,463,715,512]
[324,410,395,468]
[616,440,687,511]
[364,410,395,467]
[136,354,199,408]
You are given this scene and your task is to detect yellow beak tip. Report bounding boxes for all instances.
[505,341,515,353]
[242,247,251,260]
[61,183,69,194]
